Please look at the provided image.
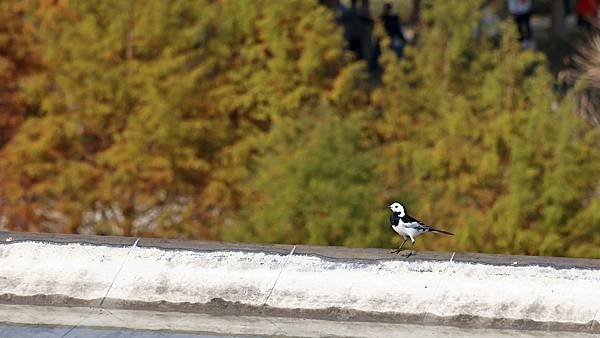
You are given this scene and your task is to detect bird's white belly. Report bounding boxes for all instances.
[392,224,423,238]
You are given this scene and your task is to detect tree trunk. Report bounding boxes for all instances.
[122,194,135,237]
[411,0,421,26]
[63,213,81,234]
[551,0,566,40]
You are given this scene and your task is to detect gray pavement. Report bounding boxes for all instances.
[0,324,236,338]
[1,305,597,338]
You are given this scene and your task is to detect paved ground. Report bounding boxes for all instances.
[1,305,597,338]
[0,324,231,338]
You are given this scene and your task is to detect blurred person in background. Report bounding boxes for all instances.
[341,0,365,58]
[340,0,374,60]
[380,2,407,58]
[479,0,501,44]
[508,0,533,47]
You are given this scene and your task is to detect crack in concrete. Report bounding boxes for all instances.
[264,245,296,305]
[60,308,96,338]
[422,251,455,323]
[99,238,140,307]
[62,238,141,337]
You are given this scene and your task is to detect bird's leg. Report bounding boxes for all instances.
[402,237,416,257]
[391,238,408,254]
[399,238,408,250]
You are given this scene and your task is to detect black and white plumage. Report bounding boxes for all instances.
[388,202,453,255]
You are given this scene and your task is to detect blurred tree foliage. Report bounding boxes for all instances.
[226,111,388,247]
[0,0,365,237]
[0,0,598,257]
[0,0,44,228]
[373,0,600,257]
[0,0,38,148]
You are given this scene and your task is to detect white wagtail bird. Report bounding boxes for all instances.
[389,202,453,256]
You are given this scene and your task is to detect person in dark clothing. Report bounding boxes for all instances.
[380,3,407,58]
[340,0,372,59]
[508,0,533,42]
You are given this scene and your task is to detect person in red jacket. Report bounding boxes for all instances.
[577,0,599,31]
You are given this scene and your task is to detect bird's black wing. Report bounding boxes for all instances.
[400,214,426,225]
[400,214,431,230]
[402,214,454,235]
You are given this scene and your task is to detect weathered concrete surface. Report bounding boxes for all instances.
[3,231,600,268]
[0,231,599,335]
[1,304,597,338]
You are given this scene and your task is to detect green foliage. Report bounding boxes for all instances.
[226,112,387,247]
[0,0,366,237]
[374,0,600,257]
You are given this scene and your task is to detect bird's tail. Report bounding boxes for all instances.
[430,228,454,235]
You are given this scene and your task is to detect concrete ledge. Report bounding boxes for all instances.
[1,231,599,334]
